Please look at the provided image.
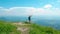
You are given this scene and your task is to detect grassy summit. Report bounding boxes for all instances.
[0,21,60,34]
[29,23,60,34]
[0,21,21,34]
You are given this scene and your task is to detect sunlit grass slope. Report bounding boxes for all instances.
[0,21,21,34]
[29,23,60,34]
[0,20,60,34]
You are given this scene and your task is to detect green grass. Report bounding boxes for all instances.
[0,21,60,34]
[29,23,60,34]
[0,21,21,34]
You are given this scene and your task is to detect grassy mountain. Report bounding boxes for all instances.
[29,23,60,34]
[0,21,21,34]
[0,21,60,34]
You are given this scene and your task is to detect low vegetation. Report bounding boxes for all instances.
[0,21,60,34]
[0,21,21,34]
[29,23,60,34]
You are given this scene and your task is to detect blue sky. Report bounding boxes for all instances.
[0,0,60,16]
[0,0,60,8]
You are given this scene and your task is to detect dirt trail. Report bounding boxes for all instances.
[13,23,31,34]
[17,27,30,34]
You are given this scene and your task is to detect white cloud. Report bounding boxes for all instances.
[44,4,52,9]
[0,6,60,16]
[0,7,38,16]
[5,7,36,16]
